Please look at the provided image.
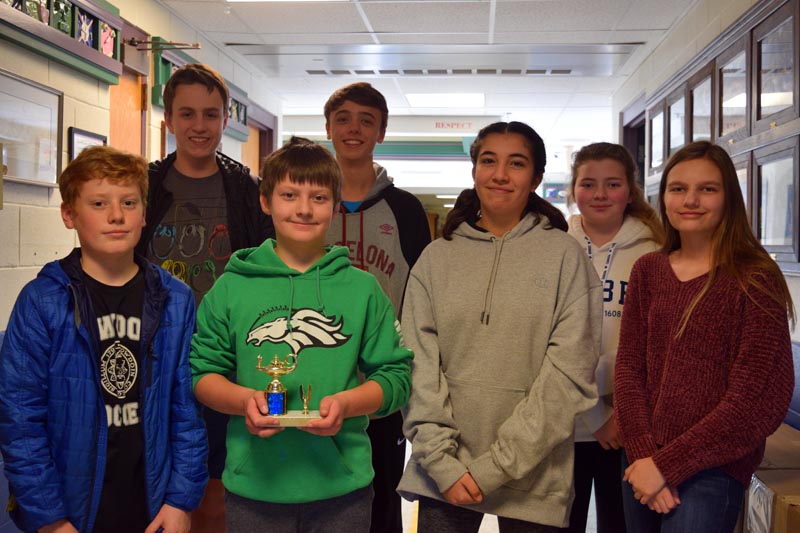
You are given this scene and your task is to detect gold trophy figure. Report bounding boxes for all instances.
[256,354,320,426]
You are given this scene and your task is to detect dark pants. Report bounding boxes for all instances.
[418,496,566,533]
[367,411,405,533]
[225,485,373,533]
[621,452,744,533]
[204,405,229,478]
[567,442,627,533]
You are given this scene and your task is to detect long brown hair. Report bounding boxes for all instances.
[569,142,664,244]
[659,141,795,335]
[442,121,567,239]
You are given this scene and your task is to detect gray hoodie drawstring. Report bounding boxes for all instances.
[481,236,506,325]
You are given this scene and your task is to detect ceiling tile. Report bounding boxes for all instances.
[362,1,490,33]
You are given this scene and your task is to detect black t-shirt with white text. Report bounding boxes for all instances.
[84,270,148,533]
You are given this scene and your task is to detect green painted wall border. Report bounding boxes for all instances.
[0,21,118,85]
[316,140,470,158]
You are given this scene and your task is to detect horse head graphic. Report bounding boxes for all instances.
[246,308,350,355]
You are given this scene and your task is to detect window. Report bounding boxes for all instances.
[755,137,799,263]
[668,93,687,156]
[754,2,797,133]
[691,76,712,142]
[649,104,665,170]
[719,46,749,140]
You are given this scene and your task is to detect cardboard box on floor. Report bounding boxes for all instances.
[748,470,800,533]
[760,424,800,470]
[745,424,800,533]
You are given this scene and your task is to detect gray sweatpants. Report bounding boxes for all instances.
[225,485,373,532]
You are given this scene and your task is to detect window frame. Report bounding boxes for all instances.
[752,0,799,133]
[753,136,799,266]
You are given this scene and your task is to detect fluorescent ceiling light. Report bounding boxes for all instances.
[406,93,485,108]
[443,203,455,208]
[436,194,459,199]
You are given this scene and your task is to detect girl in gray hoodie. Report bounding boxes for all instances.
[398,121,602,531]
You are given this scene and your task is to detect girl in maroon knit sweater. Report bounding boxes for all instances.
[614,141,795,533]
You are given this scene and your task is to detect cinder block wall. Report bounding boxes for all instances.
[0,0,281,330]
[0,43,82,329]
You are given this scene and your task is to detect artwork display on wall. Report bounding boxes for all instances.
[50,0,71,35]
[24,0,48,22]
[0,69,61,185]
[75,7,95,49]
[99,21,115,58]
[0,0,23,11]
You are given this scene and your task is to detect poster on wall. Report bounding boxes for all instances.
[0,69,61,185]
[68,127,106,161]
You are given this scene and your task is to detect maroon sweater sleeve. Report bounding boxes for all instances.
[614,255,660,460]
[652,271,794,487]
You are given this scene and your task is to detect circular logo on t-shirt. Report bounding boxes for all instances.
[100,341,138,399]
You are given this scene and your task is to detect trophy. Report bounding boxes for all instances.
[256,354,320,426]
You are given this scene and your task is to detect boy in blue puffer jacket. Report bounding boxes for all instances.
[0,146,208,533]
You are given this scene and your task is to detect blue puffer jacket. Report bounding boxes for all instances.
[0,249,208,532]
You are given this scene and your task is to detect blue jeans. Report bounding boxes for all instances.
[621,452,744,533]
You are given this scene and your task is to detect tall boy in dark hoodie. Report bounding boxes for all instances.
[324,83,431,533]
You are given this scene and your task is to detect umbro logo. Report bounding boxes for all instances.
[379,223,394,235]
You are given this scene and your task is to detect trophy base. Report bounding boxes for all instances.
[267,409,322,427]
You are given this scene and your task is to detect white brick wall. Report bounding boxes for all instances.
[0,0,282,331]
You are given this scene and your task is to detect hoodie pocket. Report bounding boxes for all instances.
[320,435,356,476]
[444,375,527,461]
[231,441,254,476]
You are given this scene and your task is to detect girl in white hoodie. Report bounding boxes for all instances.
[566,143,663,533]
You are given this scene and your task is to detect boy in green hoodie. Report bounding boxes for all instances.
[190,137,412,532]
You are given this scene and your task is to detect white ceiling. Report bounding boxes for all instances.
[158,0,694,141]
[158,0,695,209]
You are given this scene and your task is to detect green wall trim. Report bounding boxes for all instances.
[318,140,469,157]
[225,128,249,142]
[90,0,120,17]
[0,22,118,85]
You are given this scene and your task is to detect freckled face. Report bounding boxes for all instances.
[62,178,146,260]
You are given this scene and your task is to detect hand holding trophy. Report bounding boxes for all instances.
[256,354,321,426]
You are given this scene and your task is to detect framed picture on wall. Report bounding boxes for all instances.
[0,68,62,185]
[68,127,106,161]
